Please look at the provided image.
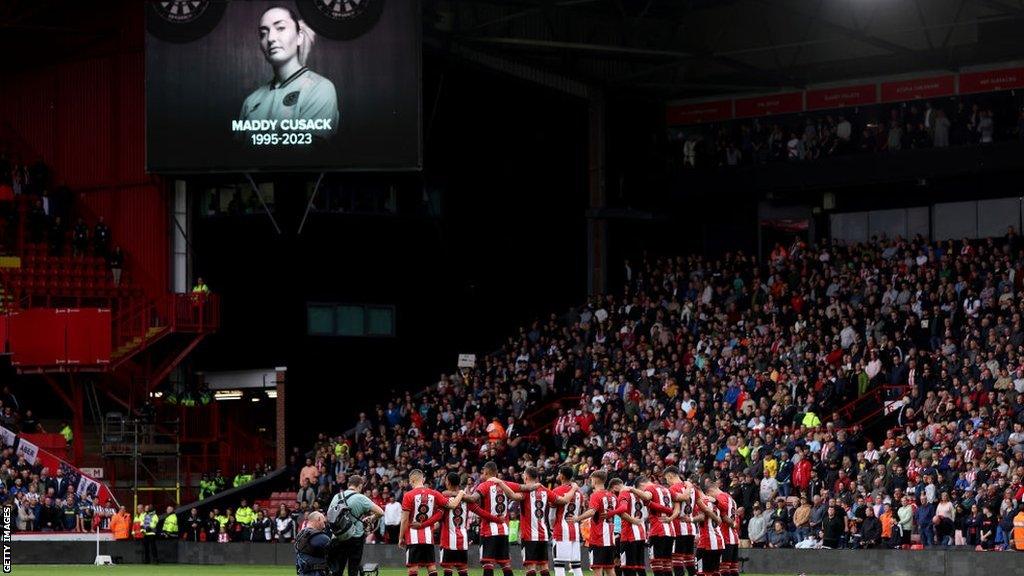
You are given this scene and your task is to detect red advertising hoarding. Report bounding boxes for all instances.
[880,75,955,102]
[805,84,878,111]
[666,100,733,125]
[734,92,804,118]
[959,67,1024,94]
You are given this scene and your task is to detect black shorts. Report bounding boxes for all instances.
[649,536,674,560]
[522,541,549,564]
[674,535,695,556]
[697,549,720,574]
[589,546,617,569]
[440,549,468,567]
[618,541,646,569]
[722,544,738,564]
[406,544,436,567]
[481,536,511,564]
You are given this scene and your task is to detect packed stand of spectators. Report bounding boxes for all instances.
[670,92,1024,169]
[217,229,1024,551]
[0,384,120,534]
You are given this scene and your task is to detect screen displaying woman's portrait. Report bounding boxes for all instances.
[238,6,339,140]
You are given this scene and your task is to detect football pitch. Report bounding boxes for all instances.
[6,567,832,576]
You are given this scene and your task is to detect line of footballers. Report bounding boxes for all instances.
[395,462,740,576]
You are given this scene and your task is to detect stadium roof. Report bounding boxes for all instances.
[427,0,1024,98]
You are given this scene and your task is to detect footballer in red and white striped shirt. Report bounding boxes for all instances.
[399,470,464,576]
[420,472,505,576]
[663,467,697,576]
[628,476,678,576]
[517,466,571,576]
[573,470,618,576]
[609,478,647,576]
[550,465,585,576]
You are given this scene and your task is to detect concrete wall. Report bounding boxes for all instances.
[11,541,1024,575]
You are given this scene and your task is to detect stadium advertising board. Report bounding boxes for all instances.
[146,0,421,173]
[733,92,803,118]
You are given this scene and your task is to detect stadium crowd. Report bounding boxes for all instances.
[17,228,1023,553]
[277,229,1024,552]
[671,92,1024,169]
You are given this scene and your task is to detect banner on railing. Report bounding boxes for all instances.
[15,437,38,464]
[0,426,117,506]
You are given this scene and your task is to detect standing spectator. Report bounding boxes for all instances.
[251,510,272,542]
[160,505,178,539]
[233,465,253,488]
[747,502,768,547]
[275,505,296,542]
[93,216,110,257]
[933,110,950,147]
[300,458,319,487]
[759,471,778,503]
[297,478,317,508]
[111,505,132,540]
[48,216,65,256]
[108,246,124,287]
[183,508,204,541]
[980,507,997,550]
[978,109,995,144]
[72,218,89,257]
[382,494,402,543]
[916,494,936,546]
[860,507,881,548]
[822,506,845,549]
[142,504,159,564]
[767,520,792,548]
[793,496,811,542]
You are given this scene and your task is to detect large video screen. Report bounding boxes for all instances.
[146,0,420,173]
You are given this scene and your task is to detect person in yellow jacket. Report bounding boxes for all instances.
[215,508,230,531]
[1013,509,1024,551]
[236,499,255,524]
[141,505,159,564]
[132,504,145,540]
[161,505,179,539]
[801,411,821,428]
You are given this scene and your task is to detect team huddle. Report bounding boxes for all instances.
[396,462,740,576]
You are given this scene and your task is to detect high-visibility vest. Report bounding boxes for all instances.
[111,513,131,540]
[236,506,255,525]
[1013,512,1024,551]
[215,514,229,529]
[132,513,145,539]
[163,513,178,536]
[60,425,73,443]
[142,512,158,535]
[802,412,821,428]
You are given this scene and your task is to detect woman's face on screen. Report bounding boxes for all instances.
[258,8,300,66]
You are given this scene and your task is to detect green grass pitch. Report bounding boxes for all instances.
[6,567,819,576]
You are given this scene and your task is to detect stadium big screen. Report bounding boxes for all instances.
[145,0,420,172]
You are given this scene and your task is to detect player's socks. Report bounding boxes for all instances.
[502,566,514,576]
[555,565,566,576]
[483,563,494,576]
[458,570,468,576]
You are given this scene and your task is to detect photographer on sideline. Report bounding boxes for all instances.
[296,511,331,576]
